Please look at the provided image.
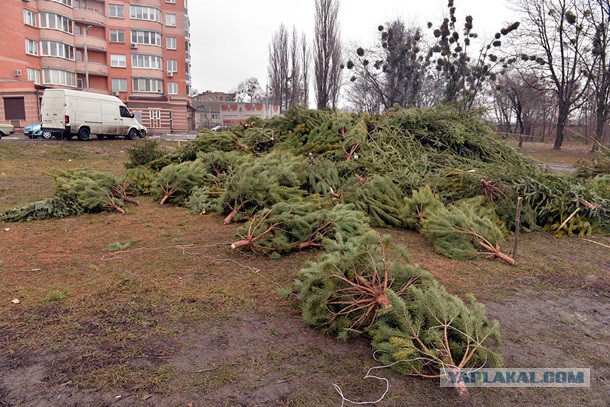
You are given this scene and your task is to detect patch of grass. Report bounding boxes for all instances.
[107,239,140,252]
[45,289,69,303]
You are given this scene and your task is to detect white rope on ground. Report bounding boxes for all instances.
[334,347,491,406]
[333,356,436,406]
[99,243,221,261]
[99,242,293,294]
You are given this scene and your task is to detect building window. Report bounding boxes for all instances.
[39,12,74,34]
[132,54,163,70]
[25,39,39,56]
[76,50,83,62]
[112,78,127,92]
[3,98,26,121]
[110,54,127,68]
[166,37,177,50]
[27,68,41,85]
[110,29,125,43]
[133,78,163,93]
[130,5,161,22]
[51,0,73,7]
[23,9,37,27]
[42,68,77,87]
[168,82,178,94]
[74,1,86,10]
[40,41,75,60]
[131,30,162,46]
[150,110,161,120]
[166,0,176,3]
[108,4,124,18]
[165,13,176,27]
[77,76,83,89]
[167,60,178,73]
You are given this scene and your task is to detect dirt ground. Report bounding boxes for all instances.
[0,140,609,406]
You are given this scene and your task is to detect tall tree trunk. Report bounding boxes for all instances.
[554,102,569,150]
[593,100,607,152]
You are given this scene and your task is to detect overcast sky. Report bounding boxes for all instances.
[189,0,517,94]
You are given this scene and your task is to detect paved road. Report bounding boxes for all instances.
[544,162,577,173]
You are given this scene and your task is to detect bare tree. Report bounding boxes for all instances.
[518,0,592,149]
[345,20,428,112]
[268,24,289,112]
[427,0,520,110]
[494,72,555,146]
[581,0,610,149]
[344,69,385,113]
[313,0,342,109]
[268,25,310,111]
[301,33,311,107]
[235,78,264,103]
[289,28,303,108]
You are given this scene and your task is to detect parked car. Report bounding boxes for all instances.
[0,123,15,139]
[23,121,54,139]
[41,89,147,141]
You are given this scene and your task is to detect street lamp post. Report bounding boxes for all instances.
[83,25,92,91]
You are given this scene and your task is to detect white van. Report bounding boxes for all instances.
[41,89,147,141]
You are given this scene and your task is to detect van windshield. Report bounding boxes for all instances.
[119,106,132,118]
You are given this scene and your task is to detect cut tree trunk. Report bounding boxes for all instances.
[224,209,240,224]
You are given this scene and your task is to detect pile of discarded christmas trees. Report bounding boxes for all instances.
[3,106,609,395]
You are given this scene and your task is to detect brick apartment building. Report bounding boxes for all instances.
[0,0,192,133]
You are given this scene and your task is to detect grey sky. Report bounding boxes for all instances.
[189,0,517,94]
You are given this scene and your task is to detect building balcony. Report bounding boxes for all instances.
[39,29,75,44]
[40,56,77,72]
[74,35,108,52]
[131,68,164,79]
[133,0,161,7]
[38,0,74,15]
[76,62,109,77]
[73,8,107,27]
[128,44,164,56]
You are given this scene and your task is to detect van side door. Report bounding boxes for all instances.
[78,99,103,134]
[100,102,119,136]
[119,106,133,136]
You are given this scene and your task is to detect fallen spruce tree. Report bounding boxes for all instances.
[421,197,514,264]
[370,282,502,398]
[296,232,436,338]
[152,159,208,205]
[230,200,371,256]
[0,196,82,222]
[1,169,140,221]
[215,152,308,224]
[296,231,502,398]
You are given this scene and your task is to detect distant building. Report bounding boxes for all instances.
[193,91,280,129]
[193,91,235,129]
[0,0,192,133]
